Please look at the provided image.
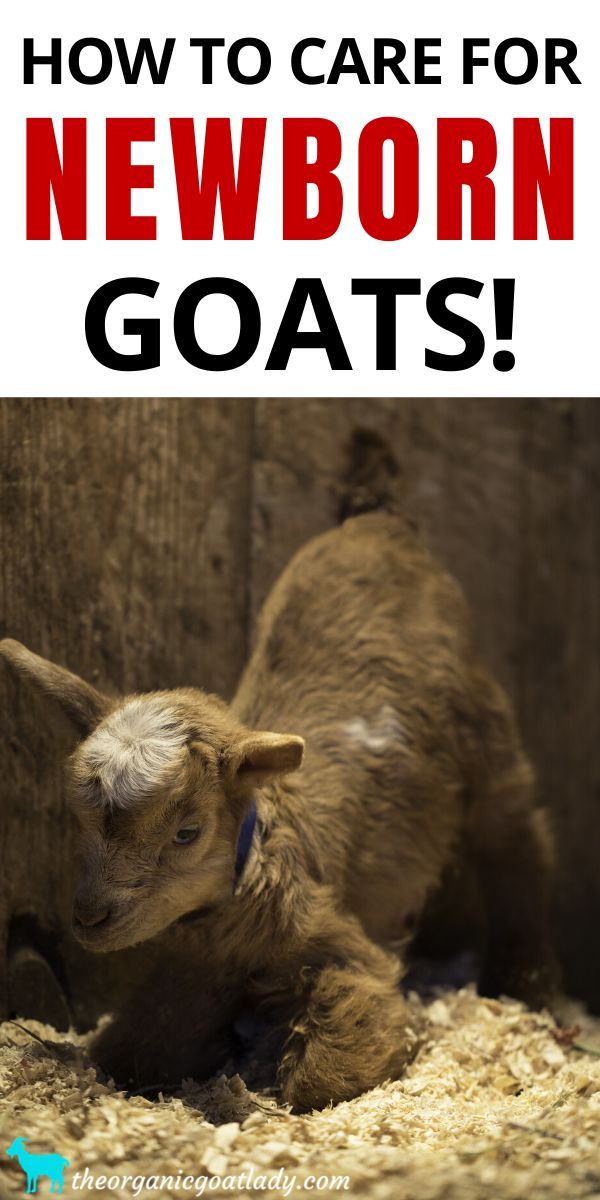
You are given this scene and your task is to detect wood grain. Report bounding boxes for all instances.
[0,396,598,1018]
[0,397,252,1023]
[251,397,600,1008]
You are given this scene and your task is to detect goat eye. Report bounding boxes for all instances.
[173,825,200,846]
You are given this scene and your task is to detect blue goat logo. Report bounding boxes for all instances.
[6,1137,70,1194]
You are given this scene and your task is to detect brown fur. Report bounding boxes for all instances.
[0,512,557,1111]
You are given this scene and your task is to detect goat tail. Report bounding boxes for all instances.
[337,428,404,522]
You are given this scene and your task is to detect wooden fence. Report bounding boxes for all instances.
[0,396,598,1022]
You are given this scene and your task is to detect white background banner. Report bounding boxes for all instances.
[0,0,597,396]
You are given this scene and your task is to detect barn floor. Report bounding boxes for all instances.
[1,988,599,1200]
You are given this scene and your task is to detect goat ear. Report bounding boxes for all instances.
[0,639,112,737]
[229,731,305,790]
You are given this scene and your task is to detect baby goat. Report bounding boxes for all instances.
[0,512,556,1110]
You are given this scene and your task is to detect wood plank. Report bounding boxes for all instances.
[0,396,253,1024]
[250,397,600,1008]
[250,398,525,696]
[517,398,600,1007]
[1,395,598,1017]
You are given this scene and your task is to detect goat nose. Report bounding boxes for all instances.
[73,902,111,928]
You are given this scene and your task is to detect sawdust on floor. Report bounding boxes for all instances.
[1,987,599,1200]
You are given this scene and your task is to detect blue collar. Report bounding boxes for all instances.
[235,801,257,878]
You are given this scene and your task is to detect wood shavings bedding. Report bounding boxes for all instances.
[1,987,599,1200]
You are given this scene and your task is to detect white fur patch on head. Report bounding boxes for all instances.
[79,698,189,808]
[342,705,407,753]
